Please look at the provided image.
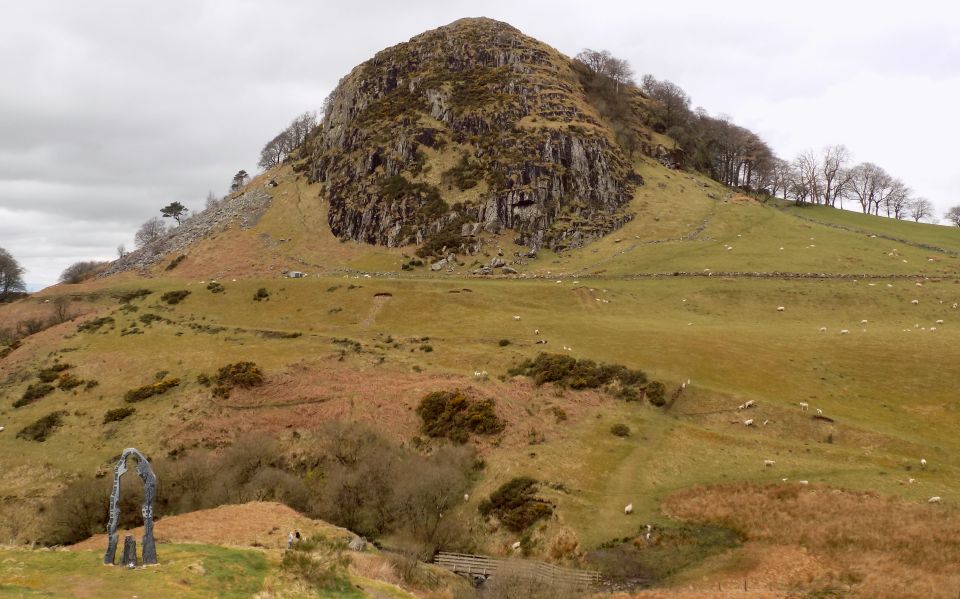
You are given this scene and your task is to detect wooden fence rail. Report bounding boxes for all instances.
[434,551,602,587]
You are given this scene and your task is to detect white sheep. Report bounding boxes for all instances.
[840,329,850,335]
[936,319,944,324]
[911,299,919,305]
[738,404,746,411]
[534,329,540,335]
[624,503,633,515]
[921,458,927,469]
[744,400,755,408]
[513,315,521,321]
[908,478,915,485]
[819,326,827,332]
[929,496,942,504]
[799,402,809,411]
[860,319,868,324]
[743,419,754,426]
[777,306,785,312]
[799,480,809,485]
[764,459,776,467]
[816,408,823,415]
[0,426,4,433]
[512,541,522,550]
[763,419,770,426]
[953,303,958,309]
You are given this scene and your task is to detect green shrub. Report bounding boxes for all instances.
[416,390,505,443]
[206,281,224,293]
[611,423,631,437]
[84,380,99,391]
[138,313,165,325]
[253,288,270,301]
[419,344,433,353]
[646,381,667,407]
[14,383,55,408]
[442,154,484,190]
[498,339,510,347]
[77,316,114,333]
[17,411,68,442]
[124,378,180,403]
[509,352,653,401]
[160,290,190,305]
[37,363,72,383]
[103,407,135,423]
[479,476,553,532]
[165,255,186,270]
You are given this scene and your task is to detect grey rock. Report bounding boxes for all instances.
[502,266,518,274]
[348,536,366,552]
[489,257,506,268]
[430,258,448,271]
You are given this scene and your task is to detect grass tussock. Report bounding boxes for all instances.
[663,483,960,597]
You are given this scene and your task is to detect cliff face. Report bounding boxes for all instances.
[304,18,641,255]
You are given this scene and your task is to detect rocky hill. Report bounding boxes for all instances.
[302,18,645,256]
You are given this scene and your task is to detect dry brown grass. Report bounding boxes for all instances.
[656,483,960,598]
[69,501,349,551]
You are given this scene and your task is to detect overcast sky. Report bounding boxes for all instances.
[2,0,958,289]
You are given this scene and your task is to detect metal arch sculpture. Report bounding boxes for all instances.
[103,448,158,565]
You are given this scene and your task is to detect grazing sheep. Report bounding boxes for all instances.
[799,402,809,411]
[781,477,788,482]
[764,459,776,467]
[644,524,652,541]
[738,404,746,411]
[799,480,809,485]
[0,426,4,433]
[953,303,958,309]
[911,299,919,305]
[840,329,849,335]
[816,408,823,415]
[819,327,827,332]
[936,319,944,324]
[534,329,540,335]
[777,306,785,312]
[921,458,927,469]
[744,400,755,408]
[513,315,521,321]
[929,496,942,504]
[512,541,522,550]
[743,419,754,426]
[860,319,868,324]
[908,478,915,485]
[624,504,634,515]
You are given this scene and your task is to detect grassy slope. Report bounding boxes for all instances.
[2,157,959,570]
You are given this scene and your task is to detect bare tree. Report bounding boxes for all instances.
[793,151,823,205]
[59,261,106,284]
[134,217,168,248]
[946,206,960,227]
[0,247,26,300]
[909,197,935,222]
[845,163,888,214]
[882,179,910,219]
[605,57,634,93]
[640,74,692,130]
[204,191,220,211]
[820,145,852,208]
[286,111,318,147]
[258,130,293,170]
[116,244,127,258]
[575,48,613,75]
[51,296,73,324]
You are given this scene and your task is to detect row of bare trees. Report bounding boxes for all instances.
[633,71,950,224]
[257,111,318,170]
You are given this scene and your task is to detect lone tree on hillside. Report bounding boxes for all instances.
[160,201,188,225]
[575,48,634,94]
[0,247,26,301]
[135,217,168,248]
[946,206,960,227]
[230,170,249,192]
[909,198,935,222]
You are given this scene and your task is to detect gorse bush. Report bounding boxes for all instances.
[115,289,151,304]
[509,352,665,403]
[124,378,180,403]
[103,407,135,423]
[160,290,190,305]
[253,287,270,301]
[14,383,55,408]
[611,423,631,437]
[416,390,505,443]
[37,363,72,383]
[478,476,553,533]
[17,411,67,442]
[212,361,264,399]
[206,281,224,293]
[165,255,186,271]
[77,316,114,333]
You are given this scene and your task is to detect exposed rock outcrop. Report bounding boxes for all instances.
[303,17,640,256]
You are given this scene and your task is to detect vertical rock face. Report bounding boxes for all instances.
[305,17,639,255]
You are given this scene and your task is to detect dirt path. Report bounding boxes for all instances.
[360,294,392,328]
